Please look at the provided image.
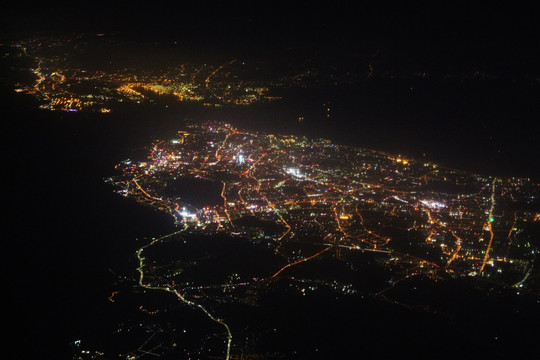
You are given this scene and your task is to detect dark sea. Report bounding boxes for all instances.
[3,77,540,359]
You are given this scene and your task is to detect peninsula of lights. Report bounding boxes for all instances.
[105,121,539,359]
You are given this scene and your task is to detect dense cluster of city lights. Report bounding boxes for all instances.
[104,122,539,358]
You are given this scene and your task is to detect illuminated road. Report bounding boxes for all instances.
[205,59,237,88]
[205,59,237,99]
[270,245,334,279]
[446,231,462,268]
[479,178,497,276]
[221,181,235,228]
[136,226,233,360]
[132,178,162,201]
[354,204,391,248]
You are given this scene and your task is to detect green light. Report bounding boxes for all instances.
[490,217,494,223]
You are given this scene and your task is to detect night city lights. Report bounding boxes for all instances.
[3,2,540,360]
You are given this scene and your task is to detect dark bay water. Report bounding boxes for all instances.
[164,177,223,208]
